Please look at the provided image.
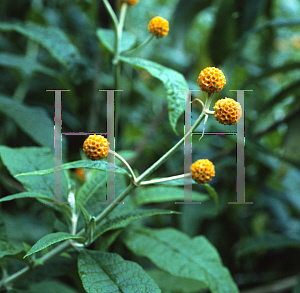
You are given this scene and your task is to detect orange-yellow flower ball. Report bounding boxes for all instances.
[213,98,242,125]
[191,159,215,184]
[197,67,226,93]
[148,16,169,39]
[118,0,138,6]
[83,134,110,161]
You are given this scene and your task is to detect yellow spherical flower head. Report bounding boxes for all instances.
[191,159,215,184]
[83,134,110,161]
[214,98,242,125]
[148,16,169,39]
[197,67,226,93]
[118,0,138,6]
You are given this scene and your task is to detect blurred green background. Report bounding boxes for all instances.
[1,0,300,292]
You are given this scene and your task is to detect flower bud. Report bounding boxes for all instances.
[214,98,242,125]
[83,135,110,160]
[148,16,169,38]
[191,159,215,184]
[197,67,226,93]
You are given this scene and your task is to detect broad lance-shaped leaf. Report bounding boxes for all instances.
[0,52,58,77]
[147,269,207,293]
[24,232,86,258]
[120,57,188,134]
[0,146,68,200]
[0,192,53,203]
[0,95,53,148]
[134,186,209,205]
[76,170,106,205]
[122,227,239,293]
[0,21,85,83]
[94,209,181,239]
[15,160,130,177]
[78,250,161,293]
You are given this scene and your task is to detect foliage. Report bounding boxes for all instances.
[1,0,300,292]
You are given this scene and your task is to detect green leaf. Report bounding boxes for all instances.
[16,280,80,293]
[281,116,300,164]
[86,217,96,246]
[0,241,23,259]
[76,170,106,205]
[237,18,300,49]
[147,269,207,293]
[134,186,209,205]
[0,217,23,259]
[15,160,130,177]
[0,95,53,148]
[262,79,300,112]
[0,21,85,83]
[120,56,189,134]
[0,146,68,201]
[78,202,92,232]
[236,232,300,258]
[203,183,219,208]
[97,28,137,53]
[122,227,239,293]
[0,192,53,203]
[248,62,300,83]
[94,209,181,239]
[78,250,161,293]
[114,150,136,167]
[96,230,123,252]
[24,232,86,258]
[82,173,135,222]
[0,52,58,77]
[293,275,300,293]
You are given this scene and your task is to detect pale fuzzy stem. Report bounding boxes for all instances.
[123,35,155,56]
[192,98,205,109]
[108,150,137,182]
[102,0,119,64]
[140,173,191,186]
[118,3,127,38]
[113,2,127,64]
[68,191,77,235]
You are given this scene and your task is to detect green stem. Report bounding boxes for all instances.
[123,35,155,56]
[94,183,136,224]
[91,93,215,226]
[136,93,214,184]
[0,93,215,289]
[102,0,119,33]
[113,2,127,65]
[0,240,70,288]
